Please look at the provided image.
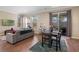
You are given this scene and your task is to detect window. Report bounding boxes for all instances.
[23,17,28,28]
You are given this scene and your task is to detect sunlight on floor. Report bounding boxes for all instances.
[0,35,6,40]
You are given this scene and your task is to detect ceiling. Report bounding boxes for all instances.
[0,6,74,15]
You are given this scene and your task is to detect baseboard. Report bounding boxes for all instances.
[34,32,41,35]
[71,36,79,40]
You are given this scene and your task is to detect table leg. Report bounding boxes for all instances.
[48,38,52,48]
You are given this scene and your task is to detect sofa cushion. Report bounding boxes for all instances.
[20,29,32,35]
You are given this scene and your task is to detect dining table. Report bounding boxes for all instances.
[43,30,59,48]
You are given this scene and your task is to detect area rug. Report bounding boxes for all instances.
[30,40,68,52]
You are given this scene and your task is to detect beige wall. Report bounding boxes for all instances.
[28,7,79,39]
[31,12,50,34]
[37,12,50,33]
[35,7,79,39]
[71,7,79,39]
[0,11,18,32]
[33,7,79,39]
[36,7,79,39]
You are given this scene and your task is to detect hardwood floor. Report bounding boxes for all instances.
[66,38,79,52]
[0,35,39,52]
[0,35,79,52]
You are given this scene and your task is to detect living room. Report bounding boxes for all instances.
[0,6,79,52]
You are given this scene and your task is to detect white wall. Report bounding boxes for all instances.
[71,7,79,39]
[0,11,18,32]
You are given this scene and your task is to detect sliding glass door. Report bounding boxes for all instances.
[51,13,59,31]
[50,11,71,36]
[59,12,67,36]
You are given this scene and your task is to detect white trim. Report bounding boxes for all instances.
[71,36,79,39]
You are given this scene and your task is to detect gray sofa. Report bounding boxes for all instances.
[6,29,34,44]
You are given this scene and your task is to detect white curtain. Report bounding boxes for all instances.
[18,15,28,28]
[22,17,28,28]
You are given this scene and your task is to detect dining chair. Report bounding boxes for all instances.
[41,30,51,47]
[51,31,62,51]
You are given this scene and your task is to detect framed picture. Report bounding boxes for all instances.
[2,19,14,26]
